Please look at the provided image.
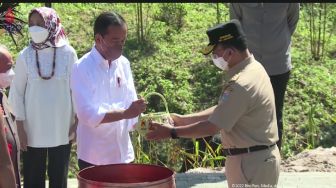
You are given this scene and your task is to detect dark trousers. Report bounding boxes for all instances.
[23,143,72,188]
[270,71,291,151]
[78,158,95,171]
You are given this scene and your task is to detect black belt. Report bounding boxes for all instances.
[223,144,276,156]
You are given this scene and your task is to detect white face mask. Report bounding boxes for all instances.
[29,26,49,43]
[0,68,15,88]
[212,56,229,71]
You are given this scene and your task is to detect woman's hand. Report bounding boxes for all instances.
[16,121,28,151]
[69,116,78,144]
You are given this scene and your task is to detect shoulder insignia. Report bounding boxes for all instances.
[219,72,241,103]
[219,83,234,102]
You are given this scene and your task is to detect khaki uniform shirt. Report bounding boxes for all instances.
[1,90,21,187]
[208,55,278,149]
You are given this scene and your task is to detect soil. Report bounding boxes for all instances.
[186,147,336,173]
[280,146,336,172]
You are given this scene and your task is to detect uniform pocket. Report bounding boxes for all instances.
[240,154,257,184]
[261,155,280,184]
[264,155,276,162]
[241,151,280,185]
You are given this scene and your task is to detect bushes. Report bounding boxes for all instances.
[0,3,335,175]
[155,3,187,32]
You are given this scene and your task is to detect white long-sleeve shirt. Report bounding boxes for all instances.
[70,46,138,165]
[8,44,77,147]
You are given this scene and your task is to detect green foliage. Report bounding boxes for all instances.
[68,144,79,178]
[283,49,336,158]
[154,3,187,32]
[132,132,183,172]
[178,138,225,169]
[301,3,336,61]
[1,2,335,176]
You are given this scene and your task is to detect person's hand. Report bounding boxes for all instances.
[16,121,28,151]
[124,98,147,119]
[170,113,184,127]
[69,116,78,144]
[146,121,173,141]
[0,106,4,129]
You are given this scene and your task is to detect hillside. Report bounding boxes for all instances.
[1,3,335,175]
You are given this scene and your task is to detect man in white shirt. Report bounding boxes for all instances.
[70,11,147,170]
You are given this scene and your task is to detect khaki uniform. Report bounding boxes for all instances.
[1,90,21,188]
[208,55,280,187]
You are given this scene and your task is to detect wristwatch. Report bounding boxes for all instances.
[170,128,179,139]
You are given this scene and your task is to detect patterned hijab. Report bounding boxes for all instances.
[28,7,68,50]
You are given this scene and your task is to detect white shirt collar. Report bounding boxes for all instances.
[92,45,120,69]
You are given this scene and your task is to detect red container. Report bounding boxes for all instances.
[77,163,176,188]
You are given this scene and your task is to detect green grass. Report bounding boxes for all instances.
[1,3,335,177]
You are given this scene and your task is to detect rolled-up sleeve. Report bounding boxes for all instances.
[208,84,249,132]
[70,63,106,127]
[8,52,27,121]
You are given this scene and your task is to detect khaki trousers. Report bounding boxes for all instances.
[225,145,281,188]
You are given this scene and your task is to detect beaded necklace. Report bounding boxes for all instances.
[35,47,56,80]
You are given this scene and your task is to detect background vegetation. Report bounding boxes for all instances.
[1,3,335,178]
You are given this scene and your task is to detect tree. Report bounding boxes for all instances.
[136,3,144,44]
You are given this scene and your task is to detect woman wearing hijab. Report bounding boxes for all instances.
[8,7,78,188]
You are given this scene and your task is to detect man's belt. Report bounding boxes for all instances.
[223,144,276,156]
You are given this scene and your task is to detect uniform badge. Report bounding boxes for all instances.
[219,85,233,102]
[218,72,239,103]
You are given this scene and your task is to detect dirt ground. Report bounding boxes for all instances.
[186,147,336,173]
[281,146,336,172]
